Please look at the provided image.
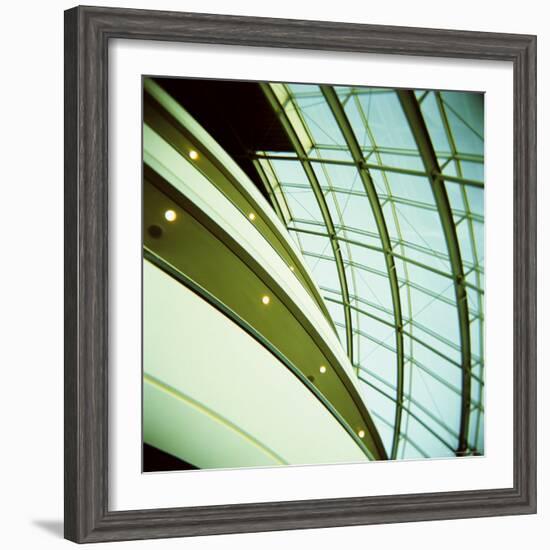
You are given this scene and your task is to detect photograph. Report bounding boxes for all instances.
[57,2,538,544]
[0,0,542,546]
[142,76,485,471]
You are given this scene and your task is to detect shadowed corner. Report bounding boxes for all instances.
[32,519,64,539]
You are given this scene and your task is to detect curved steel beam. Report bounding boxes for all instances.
[397,90,472,456]
[251,152,484,188]
[321,85,405,460]
[289,221,484,292]
[288,216,485,276]
[261,83,355,364]
[434,91,484,452]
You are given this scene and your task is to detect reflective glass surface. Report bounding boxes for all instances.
[256,84,484,459]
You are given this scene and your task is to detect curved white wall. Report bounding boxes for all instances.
[144,260,367,468]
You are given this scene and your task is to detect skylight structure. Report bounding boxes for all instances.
[254,83,484,459]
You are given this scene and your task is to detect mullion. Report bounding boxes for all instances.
[435,91,485,450]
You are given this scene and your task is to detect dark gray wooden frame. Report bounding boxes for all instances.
[64,5,537,543]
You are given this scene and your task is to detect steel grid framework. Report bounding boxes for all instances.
[257,83,485,459]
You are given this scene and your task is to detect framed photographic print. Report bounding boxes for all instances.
[64,5,537,543]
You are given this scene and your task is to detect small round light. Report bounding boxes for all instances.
[261,295,270,305]
[189,150,199,160]
[358,430,365,439]
[289,265,295,272]
[248,212,256,221]
[319,365,327,374]
[164,209,177,222]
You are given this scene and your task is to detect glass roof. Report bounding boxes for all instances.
[255,83,484,459]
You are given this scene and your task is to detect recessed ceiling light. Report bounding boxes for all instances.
[319,365,327,374]
[248,212,256,221]
[261,295,270,305]
[358,430,365,439]
[189,150,199,160]
[289,265,295,272]
[164,209,177,222]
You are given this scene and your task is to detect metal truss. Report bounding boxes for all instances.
[321,85,405,460]
[257,83,485,459]
[397,90,472,456]
[261,83,355,363]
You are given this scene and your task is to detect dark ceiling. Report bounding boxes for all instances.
[153,77,294,200]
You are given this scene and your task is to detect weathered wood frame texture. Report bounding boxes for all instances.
[64,5,537,543]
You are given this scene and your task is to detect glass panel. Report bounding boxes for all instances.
[312,162,360,192]
[283,190,324,223]
[420,91,451,154]
[293,95,346,147]
[383,172,435,204]
[359,91,416,149]
[257,82,484,460]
